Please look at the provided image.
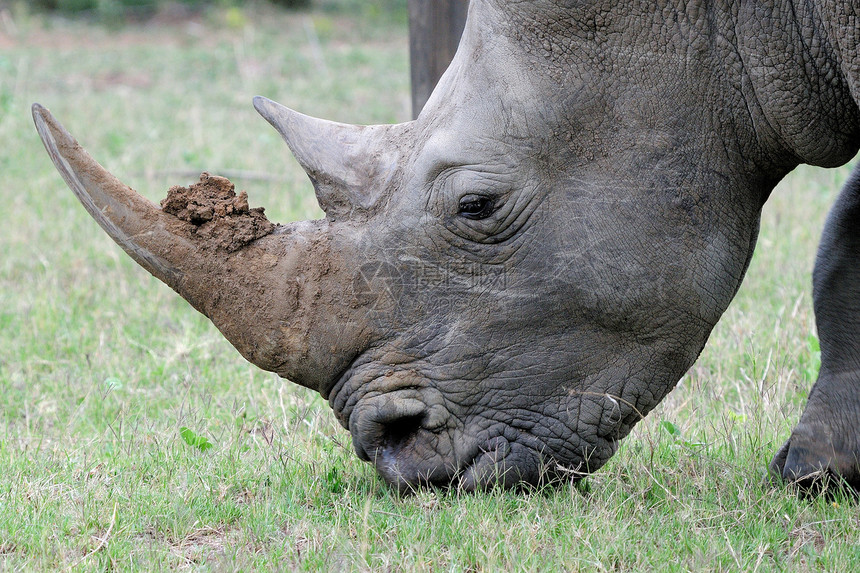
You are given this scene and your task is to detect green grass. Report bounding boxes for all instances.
[2,4,859,571]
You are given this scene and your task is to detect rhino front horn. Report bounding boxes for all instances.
[32,103,187,289]
[32,103,371,394]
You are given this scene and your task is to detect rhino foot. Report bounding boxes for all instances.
[769,388,860,495]
[769,439,860,495]
[775,168,860,496]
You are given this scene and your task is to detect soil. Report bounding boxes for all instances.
[161,172,276,252]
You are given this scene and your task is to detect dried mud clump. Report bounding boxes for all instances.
[161,172,275,252]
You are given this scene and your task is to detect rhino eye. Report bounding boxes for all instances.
[458,195,496,220]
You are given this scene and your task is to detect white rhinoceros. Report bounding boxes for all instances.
[33,0,860,492]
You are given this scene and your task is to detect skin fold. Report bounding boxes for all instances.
[34,0,860,492]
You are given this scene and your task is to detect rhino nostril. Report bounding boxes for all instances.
[351,395,437,474]
[380,414,425,453]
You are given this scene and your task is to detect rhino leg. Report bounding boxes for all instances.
[770,166,860,492]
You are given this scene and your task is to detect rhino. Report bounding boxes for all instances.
[33,0,860,492]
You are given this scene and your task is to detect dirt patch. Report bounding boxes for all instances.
[134,524,240,567]
[161,172,275,252]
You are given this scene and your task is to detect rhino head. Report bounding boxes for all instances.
[34,0,860,491]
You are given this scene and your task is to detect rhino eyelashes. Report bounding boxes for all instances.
[458,194,497,220]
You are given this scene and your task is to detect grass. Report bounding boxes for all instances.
[1,3,860,571]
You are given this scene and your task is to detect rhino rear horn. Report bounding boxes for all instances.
[253,96,401,219]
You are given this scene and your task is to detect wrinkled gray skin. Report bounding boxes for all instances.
[34,0,860,492]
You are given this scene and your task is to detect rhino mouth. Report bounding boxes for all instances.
[329,362,592,492]
[365,422,588,493]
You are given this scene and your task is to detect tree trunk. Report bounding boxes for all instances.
[408,0,469,119]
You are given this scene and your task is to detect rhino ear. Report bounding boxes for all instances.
[253,96,400,219]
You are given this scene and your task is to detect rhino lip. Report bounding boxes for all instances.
[357,402,530,492]
[373,436,485,493]
[375,433,554,493]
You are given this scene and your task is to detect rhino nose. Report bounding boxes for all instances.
[349,392,453,490]
[351,395,427,461]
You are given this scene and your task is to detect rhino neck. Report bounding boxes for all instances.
[821,0,860,108]
[493,0,859,176]
[734,0,860,169]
